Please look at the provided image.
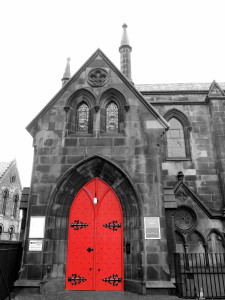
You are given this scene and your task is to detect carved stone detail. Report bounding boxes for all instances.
[176,190,187,202]
[174,206,196,231]
[94,105,100,113]
[87,68,109,87]
[124,104,130,112]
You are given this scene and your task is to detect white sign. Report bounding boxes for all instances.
[29,239,43,251]
[29,216,45,238]
[144,217,161,239]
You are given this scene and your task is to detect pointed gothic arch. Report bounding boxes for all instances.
[65,89,96,135]
[175,230,186,253]
[99,88,129,134]
[163,109,192,160]
[44,155,142,285]
[187,230,206,253]
[207,228,225,252]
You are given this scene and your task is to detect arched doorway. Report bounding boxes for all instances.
[44,155,142,292]
[66,177,124,290]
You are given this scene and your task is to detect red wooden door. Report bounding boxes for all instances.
[66,178,124,291]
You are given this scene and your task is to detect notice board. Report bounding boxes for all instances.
[144,217,161,239]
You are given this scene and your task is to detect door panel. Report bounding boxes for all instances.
[66,178,123,291]
[66,188,95,290]
[96,189,123,290]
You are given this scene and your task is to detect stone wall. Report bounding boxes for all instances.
[22,52,170,292]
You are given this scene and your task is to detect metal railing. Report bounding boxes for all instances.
[0,242,22,300]
[174,252,225,299]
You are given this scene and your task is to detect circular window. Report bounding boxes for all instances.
[174,206,197,231]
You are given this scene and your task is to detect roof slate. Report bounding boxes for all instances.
[135,82,225,92]
[0,161,12,178]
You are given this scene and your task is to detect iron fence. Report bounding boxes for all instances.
[174,252,225,299]
[0,241,22,300]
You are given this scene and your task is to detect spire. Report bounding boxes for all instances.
[120,23,131,48]
[61,57,71,86]
[119,24,132,82]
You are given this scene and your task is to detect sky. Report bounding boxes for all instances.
[1,0,225,187]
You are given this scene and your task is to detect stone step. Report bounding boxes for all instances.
[9,290,190,300]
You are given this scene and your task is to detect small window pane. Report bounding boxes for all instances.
[78,103,89,132]
[167,118,186,158]
[106,102,118,133]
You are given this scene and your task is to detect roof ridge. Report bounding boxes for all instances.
[135,82,225,92]
[0,160,15,179]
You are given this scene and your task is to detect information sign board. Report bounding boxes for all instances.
[29,239,43,251]
[144,217,161,239]
[29,216,45,238]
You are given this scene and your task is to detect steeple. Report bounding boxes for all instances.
[61,57,71,86]
[119,24,132,82]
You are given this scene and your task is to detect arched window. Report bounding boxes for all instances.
[77,102,89,133]
[167,118,186,158]
[100,88,129,134]
[164,110,192,160]
[65,89,95,135]
[2,189,9,215]
[106,102,119,133]
[12,194,19,218]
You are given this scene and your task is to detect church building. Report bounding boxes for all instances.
[0,160,22,241]
[17,24,225,295]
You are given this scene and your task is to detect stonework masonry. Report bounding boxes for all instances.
[17,28,225,296]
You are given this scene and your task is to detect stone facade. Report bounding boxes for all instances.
[18,30,225,295]
[0,160,22,241]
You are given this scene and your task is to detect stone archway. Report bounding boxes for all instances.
[43,155,143,292]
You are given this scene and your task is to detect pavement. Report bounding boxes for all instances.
[7,290,193,300]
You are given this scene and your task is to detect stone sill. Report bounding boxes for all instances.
[146,280,175,289]
[14,280,40,287]
[165,158,191,161]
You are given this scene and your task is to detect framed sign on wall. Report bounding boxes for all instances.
[29,239,43,251]
[144,217,161,239]
[29,216,45,239]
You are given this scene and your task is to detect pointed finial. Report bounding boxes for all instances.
[120,23,131,47]
[119,24,132,82]
[62,57,71,86]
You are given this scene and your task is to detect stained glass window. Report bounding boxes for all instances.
[167,118,186,158]
[78,103,89,133]
[106,102,118,133]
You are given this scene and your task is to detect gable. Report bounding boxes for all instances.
[207,80,225,99]
[174,180,222,219]
[26,49,169,133]
[0,160,22,191]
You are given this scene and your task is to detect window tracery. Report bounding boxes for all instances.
[106,102,118,133]
[77,102,89,133]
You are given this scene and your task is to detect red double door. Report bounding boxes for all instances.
[66,178,124,290]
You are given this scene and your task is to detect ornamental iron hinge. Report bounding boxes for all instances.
[71,220,88,230]
[102,274,122,286]
[103,220,121,231]
[68,273,87,285]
